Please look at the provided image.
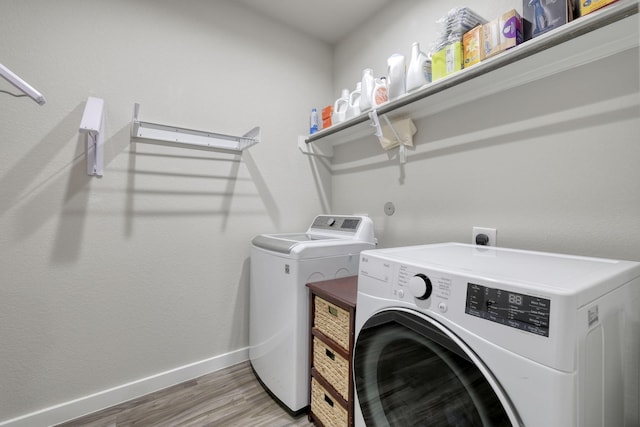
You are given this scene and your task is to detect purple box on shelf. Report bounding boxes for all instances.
[482,10,523,59]
[500,10,523,51]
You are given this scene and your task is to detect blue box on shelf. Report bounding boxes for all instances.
[522,0,576,40]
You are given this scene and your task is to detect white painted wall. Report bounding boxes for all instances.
[331,0,640,260]
[0,0,331,424]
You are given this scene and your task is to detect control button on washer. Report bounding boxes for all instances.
[438,302,448,313]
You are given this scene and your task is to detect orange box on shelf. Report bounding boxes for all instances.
[463,25,483,68]
[321,105,333,120]
[321,105,333,129]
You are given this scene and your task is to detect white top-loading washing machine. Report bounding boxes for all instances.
[354,243,640,427]
[249,215,376,414]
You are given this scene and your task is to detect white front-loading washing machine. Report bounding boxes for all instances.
[353,243,640,427]
[249,215,376,414]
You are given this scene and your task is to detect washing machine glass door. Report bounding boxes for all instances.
[354,309,520,427]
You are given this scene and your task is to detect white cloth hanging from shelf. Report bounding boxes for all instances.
[378,117,416,151]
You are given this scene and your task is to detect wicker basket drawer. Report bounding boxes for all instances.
[311,377,348,427]
[313,336,349,399]
[314,296,350,350]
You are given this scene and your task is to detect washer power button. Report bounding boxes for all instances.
[438,302,448,313]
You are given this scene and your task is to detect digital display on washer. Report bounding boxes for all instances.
[341,218,360,230]
[465,283,551,337]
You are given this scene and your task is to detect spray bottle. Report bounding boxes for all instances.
[310,108,319,134]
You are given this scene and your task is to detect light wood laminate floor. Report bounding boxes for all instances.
[56,361,314,426]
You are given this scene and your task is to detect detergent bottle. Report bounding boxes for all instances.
[359,68,375,112]
[332,88,350,124]
[346,82,362,119]
[372,77,388,107]
[387,53,406,101]
[406,42,430,92]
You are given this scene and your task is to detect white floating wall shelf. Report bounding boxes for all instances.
[300,1,638,173]
[131,103,260,153]
[79,96,105,177]
[304,0,638,151]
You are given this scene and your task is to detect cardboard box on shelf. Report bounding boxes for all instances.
[432,41,463,81]
[482,18,502,59]
[321,105,332,120]
[321,105,333,129]
[522,0,575,40]
[483,9,523,59]
[577,0,617,16]
[500,9,523,51]
[463,25,483,68]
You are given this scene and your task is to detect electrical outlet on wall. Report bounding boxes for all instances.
[472,227,497,246]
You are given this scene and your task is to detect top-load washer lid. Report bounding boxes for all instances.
[251,233,332,254]
[251,215,376,255]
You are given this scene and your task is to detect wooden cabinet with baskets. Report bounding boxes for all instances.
[307,276,357,427]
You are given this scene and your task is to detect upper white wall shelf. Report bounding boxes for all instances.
[305,0,639,148]
[131,103,260,153]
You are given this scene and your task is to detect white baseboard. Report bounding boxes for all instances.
[0,347,249,427]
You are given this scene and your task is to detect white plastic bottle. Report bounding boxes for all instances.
[332,88,350,124]
[387,53,406,101]
[359,68,375,112]
[373,77,388,107]
[406,42,430,92]
[346,82,362,119]
[310,108,318,134]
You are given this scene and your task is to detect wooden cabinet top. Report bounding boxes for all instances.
[307,276,357,308]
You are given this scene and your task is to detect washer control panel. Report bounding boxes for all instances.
[465,283,551,337]
[311,215,361,232]
[389,265,454,314]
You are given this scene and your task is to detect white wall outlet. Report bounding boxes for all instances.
[472,227,497,246]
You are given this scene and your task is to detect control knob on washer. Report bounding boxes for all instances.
[409,274,432,300]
